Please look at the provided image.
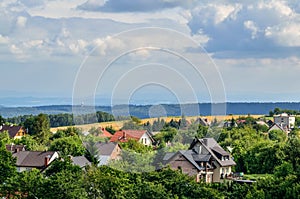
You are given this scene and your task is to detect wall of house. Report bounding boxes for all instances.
[213,164,232,182]
[110,145,121,160]
[274,116,295,129]
[139,133,152,146]
[14,129,26,139]
[17,167,33,172]
[168,154,199,177]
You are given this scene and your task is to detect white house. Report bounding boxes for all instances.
[273,113,295,131]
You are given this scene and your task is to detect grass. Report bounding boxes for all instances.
[243,173,273,180]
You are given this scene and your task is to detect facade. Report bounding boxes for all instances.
[12,151,59,172]
[110,130,154,146]
[0,125,27,139]
[273,113,295,131]
[163,138,236,183]
[6,144,26,153]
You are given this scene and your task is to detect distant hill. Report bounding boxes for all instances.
[1,102,300,118]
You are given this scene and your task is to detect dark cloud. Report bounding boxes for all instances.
[77,0,197,12]
[187,2,300,58]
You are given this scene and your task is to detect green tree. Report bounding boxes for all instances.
[50,135,85,156]
[0,142,17,185]
[269,130,287,142]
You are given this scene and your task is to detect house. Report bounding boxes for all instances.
[70,156,91,168]
[12,151,59,172]
[163,137,236,183]
[223,120,237,128]
[0,125,27,139]
[273,113,295,131]
[110,130,155,146]
[6,144,26,153]
[195,117,210,126]
[268,123,286,133]
[93,142,121,166]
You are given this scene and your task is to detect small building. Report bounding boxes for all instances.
[273,113,295,131]
[110,130,155,146]
[195,117,210,127]
[94,142,121,166]
[0,125,27,139]
[6,144,26,153]
[12,151,59,172]
[163,138,236,183]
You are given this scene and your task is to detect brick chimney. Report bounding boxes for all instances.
[123,131,126,139]
[44,155,51,167]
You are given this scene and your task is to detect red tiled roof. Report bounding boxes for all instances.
[110,130,147,143]
[98,127,113,138]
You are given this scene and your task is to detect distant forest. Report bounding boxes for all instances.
[1,102,300,118]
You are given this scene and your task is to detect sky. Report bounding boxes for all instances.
[1,0,300,106]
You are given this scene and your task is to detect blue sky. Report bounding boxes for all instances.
[1,0,300,106]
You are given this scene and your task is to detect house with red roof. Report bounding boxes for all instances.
[110,130,154,146]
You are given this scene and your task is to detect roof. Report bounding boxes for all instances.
[268,123,285,132]
[98,127,113,138]
[71,156,91,168]
[6,144,26,152]
[13,151,57,168]
[163,150,204,171]
[110,130,148,143]
[94,142,120,156]
[98,155,110,166]
[0,125,24,138]
[190,138,236,167]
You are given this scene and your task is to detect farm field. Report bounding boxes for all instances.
[50,114,264,132]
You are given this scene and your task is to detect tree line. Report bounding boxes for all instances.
[5,111,115,127]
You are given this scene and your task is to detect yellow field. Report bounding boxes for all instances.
[50,115,263,133]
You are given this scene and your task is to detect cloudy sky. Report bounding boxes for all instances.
[1,0,300,106]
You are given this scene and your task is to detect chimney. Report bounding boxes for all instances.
[123,131,126,139]
[44,155,51,167]
[14,147,19,153]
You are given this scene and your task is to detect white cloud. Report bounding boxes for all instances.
[16,16,27,27]
[0,34,9,44]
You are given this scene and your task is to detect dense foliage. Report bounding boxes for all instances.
[1,111,300,198]
[7,111,115,128]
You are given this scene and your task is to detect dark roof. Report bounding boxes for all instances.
[211,146,230,156]
[71,156,91,168]
[164,150,205,171]
[190,138,236,167]
[13,151,57,168]
[94,142,119,156]
[6,144,26,152]
[0,125,24,138]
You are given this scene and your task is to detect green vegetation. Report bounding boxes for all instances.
[1,110,300,198]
